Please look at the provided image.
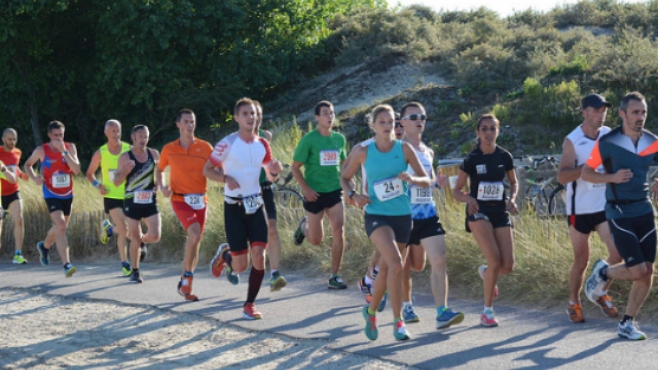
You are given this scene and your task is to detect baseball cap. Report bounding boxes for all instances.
[581,94,612,109]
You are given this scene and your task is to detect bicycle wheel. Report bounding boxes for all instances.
[273,187,305,222]
[547,184,566,217]
[536,183,554,216]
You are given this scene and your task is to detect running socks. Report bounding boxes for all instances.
[621,314,633,324]
[184,270,193,277]
[271,269,278,278]
[246,267,265,305]
[63,262,72,269]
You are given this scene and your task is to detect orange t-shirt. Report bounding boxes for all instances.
[0,147,22,196]
[158,138,213,203]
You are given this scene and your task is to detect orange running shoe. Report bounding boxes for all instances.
[567,303,586,323]
[210,243,229,278]
[177,276,199,302]
[595,294,619,318]
[243,303,263,320]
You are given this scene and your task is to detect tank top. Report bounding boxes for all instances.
[0,147,21,196]
[124,150,156,205]
[100,142,131,200]
[364,140,410,216]
[407,143,437,220]
[42,143,73,199]
[565,125,610,215]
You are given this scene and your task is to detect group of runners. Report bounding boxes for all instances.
[1,92,655,341]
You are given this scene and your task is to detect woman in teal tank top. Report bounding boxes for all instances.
[341,104,431,342]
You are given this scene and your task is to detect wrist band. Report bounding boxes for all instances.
[63,151,69,157]
[223,174,227,182]
[92,180,99,188]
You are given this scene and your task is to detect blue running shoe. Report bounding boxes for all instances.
[436,307,465,329]
[393,319,411,341]
[225,265,239,285]
[362,305,378,341]
[37,241,50,266]
[403,304,420,323]
[377,291,387,312]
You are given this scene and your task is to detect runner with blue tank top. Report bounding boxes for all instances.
[584,92,657,341]
[452,114,518,328]
[24,121,82,278]
[341,104,431,342]
[399,102,465,329]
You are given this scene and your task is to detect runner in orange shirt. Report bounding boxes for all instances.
[0,129,27,264]
[157,109,213,301]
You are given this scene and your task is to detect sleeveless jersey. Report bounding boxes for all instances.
[0,147,21,196]
[364,140,410,216]
[124,150,156,202]
[565,125,610,215]
[100,142,131,200]
[460,146,514,213]
[407,143,437,220]
[42,143,73,199]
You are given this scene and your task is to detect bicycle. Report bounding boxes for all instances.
[521,156,560,216]
[547,183,566,217]
[270,164,305,220]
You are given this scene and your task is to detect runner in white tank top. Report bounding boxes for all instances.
[557,93,622,323]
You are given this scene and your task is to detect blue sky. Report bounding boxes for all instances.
[394,0,648,17]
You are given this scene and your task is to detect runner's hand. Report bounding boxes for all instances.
[269,159,283,175]
[98,184,108,196]
[466,196,479,215]
[302,187,319,202]
[33,175,44,186]
[506,200,518,213]
[19,172,29,181]
[398,171,412,183]
[353,194,371,208]
[161,185,172,198]
[51,140,66,153]
[436,169,449,188]
[612,169,632,184]
[125,160,136,172]
[225,175,240,191]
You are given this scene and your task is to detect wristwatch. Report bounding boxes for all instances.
[348,190,356,199]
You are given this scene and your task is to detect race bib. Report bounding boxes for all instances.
[134,190,154,204]
[373,177,403,202]
[586,181,605,191]
[6,165,17,174]
[108,169,117,183]
[320,150,339,166]
[184,193,206,210]
[52,174,71,188]
[243,194,263,214]
[477,181,504,201]
[410,186,432,204]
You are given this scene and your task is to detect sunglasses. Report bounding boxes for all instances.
[395,122,403,128]
[401,114,427,121]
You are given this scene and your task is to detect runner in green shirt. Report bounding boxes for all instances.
[292,100,348,289]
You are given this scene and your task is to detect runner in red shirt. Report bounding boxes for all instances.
[0,129,27,264]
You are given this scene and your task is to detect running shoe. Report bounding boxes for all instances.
[358,277,373,303]
[243,303,263,320]
[293,216,307,246]
[129,269,143,284]
[481,309,499,327]
[567,303,586,323]
[393,319,411,341]
[377,291,387,313]
[100,219,114,244]
[362,305,378,341]
[328,274,347,290]
[139,243,148,262]
[595,294,619,318]
[269,271,287,292]
[12,254,27,264]
[585,259,608,304]
[478,265,498,298]
[210,243,229,278]
[177,276,199,302]
[403,304,420,323]
[37,241,50,266]
[618,320,647,340]
[436,307,465,329]
[64,264,77,278]
[122,262,132,277]
[225,265,239,285]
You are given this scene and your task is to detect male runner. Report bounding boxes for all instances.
[253,101,287,291]
[558,94,621,323]
[113,125,162,284]
[584,92,656,340]
[86,120,132,276]
[24,121,81,277]
[205,97,282,319]
[158,109,213,301]
[0,128,26,264]
[292,100,348,289]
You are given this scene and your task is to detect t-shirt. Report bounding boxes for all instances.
[0,147,21,196]
[586,126,658,219]
[159,138,213,204]
[407,143,437,220]
[293,129,346,193]
[460,146,514,213]
[209,132,272,199]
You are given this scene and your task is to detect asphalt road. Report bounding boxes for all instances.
[1,261,656,369]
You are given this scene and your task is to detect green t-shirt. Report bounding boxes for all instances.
[293,129,346,193]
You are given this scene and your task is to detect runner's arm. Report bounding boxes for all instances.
[401,142,431,188]
[112,152,132,187]
[0,161,17,184]
[24,147,44,184]
[582,141,631,184]
[150,148,162,191]
[203,160,224,183]
[557,138,582,185]
[340,147,369,207]
[86,150,101,184]
[64,144,81,175]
